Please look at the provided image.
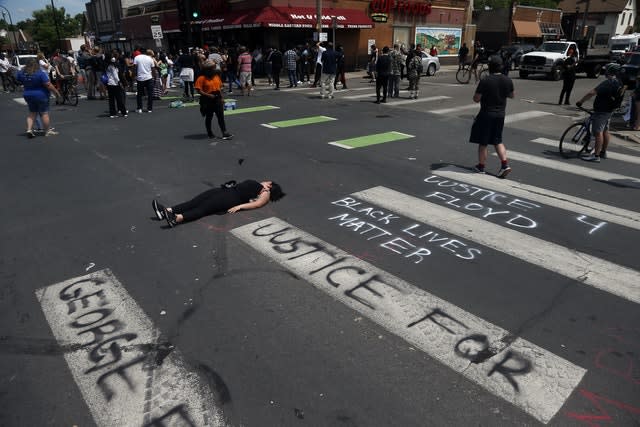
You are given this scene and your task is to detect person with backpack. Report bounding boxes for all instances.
[558,48,577,105]
[576,63,625,162]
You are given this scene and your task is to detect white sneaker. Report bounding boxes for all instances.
[136,109,142,113]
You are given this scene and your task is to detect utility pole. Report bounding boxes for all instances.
[580,0,590,40]
[316,0,322,40]
[50,0,63,51]
[0,6,19,52]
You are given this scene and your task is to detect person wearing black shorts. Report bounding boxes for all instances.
[469,55,514,178]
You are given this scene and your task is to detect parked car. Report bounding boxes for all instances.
[418,51,440,76]
[621,53,640,88]
[500,43,535,69]
[11,54,37,71]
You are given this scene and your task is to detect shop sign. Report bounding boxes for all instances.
[370,0,432,16]
[371,13,388,22]
[150,15,159,24]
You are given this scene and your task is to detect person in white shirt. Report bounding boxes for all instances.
[0,53,11,92]
[311,42,326,87]
[106,54,128,118]
[134,49,157,113]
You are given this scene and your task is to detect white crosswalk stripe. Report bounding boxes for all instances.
[352,186,640,305]
[232,217,586,424]
[504,111,554,124]
[430,103,479,115]
[432,165,640,231]
[503,151,640,185]
[531,137,640,165]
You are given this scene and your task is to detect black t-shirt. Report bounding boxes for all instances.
[270,50,283,68]
[593,78,622,113]
[475,73,514,117]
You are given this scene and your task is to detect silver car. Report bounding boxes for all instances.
[419,51,440,76]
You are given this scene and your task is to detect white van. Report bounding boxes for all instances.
[609,34,640,58]
[11,54,37,70]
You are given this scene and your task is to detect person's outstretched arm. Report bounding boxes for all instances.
[228,191,270,213]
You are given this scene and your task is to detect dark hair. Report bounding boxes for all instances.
[488,55,503,73]
[269,182,285,202]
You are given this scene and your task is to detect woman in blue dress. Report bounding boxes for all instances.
[17,59,61,138]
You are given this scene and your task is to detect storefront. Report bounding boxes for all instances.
[120,0,471,69]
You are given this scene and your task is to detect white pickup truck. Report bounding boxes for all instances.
[519,40,610,80]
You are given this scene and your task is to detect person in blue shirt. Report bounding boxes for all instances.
[17,59,60,138]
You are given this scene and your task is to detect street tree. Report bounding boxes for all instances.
[16,6,83,53]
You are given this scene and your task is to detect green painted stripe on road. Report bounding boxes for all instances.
[225,105,280,115]
[328,131,414,149]
[267,115,336,128]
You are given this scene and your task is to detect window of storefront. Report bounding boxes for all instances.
[393,27,411,47]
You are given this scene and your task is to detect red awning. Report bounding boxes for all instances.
[197,6,373,30]
[271,7,373,29]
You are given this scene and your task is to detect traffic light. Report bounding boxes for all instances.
[192,11,199,19]
[177,0,187,22]
[190,0,199,21]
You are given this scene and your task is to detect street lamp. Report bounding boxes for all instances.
[0,5,19,52]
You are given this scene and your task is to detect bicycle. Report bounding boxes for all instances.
[558,106,593,157]
[455,62,489,84]
[58,75,79,106]
[2,67,20,92]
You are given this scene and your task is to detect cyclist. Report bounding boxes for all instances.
[470,42,486,82]
[56,51,77,101]
[576,63,624,162]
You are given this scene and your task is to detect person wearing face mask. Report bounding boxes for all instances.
[152,180,286,227]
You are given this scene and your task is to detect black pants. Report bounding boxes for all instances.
[334,68,346,88]
[313,63,322,86]
[107,85,127,115]
[183,81,194,98]
[376,75,389,101]
[204,101,227,137]
[272,66,281,88]
[559,77,575,104]
[136,79,154,111]
[173,188,226,222]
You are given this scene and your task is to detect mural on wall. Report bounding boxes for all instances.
[415,27,461,56]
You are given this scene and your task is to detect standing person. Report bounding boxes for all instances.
[0,53,12,92]
[559,48,577,105]
[312,41,326,88]
[195,63,233,140]
[105,54,128,118]
[629,84,640,130]
[269,46,283,90]
[458,42,469,70]
[158,56,169,94]
[152,180,285,227]
[334,45,347,90]
[576,63,624,162]
[284,46,298,88]
[89,48,107,100]
[368,45,378,83]
[134,49,156,113]
[388,44,402,98]
[320,42,338,99]
[375,46,391,103]
[406,49,422,99]
[16,58,61,138]
[77,45,90,91]
[469,55,514,178]
[237,46,253,96]
[264,47,274,86]
[430,45,438,57]
[167,54,175,88]
[226,46,241,94]
[177,49,196,101]
[301,43,311,83]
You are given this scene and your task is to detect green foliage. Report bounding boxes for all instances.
[16,5,83,53]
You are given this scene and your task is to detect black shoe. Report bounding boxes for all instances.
[222,133,233,140]
[152,200,166,220]
[600,150,607,159]
[165,209,177,227]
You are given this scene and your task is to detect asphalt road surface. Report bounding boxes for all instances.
[1,69,639,427]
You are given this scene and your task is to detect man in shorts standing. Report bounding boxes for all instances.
[576,63,623,162]
[469,55,514,178]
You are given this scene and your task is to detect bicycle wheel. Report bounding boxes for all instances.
[559,122,590,157]
[456,67,471,84]
[68,85,79,106]
[478,67,489,80]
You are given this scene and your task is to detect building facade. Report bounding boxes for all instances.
[558,0,636,47]
[84,0,473,68]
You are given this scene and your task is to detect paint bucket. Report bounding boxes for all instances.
[224,101,236,110]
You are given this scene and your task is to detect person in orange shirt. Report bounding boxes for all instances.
[195,62,233,140]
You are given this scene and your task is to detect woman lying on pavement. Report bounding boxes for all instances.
[152,179,285,227]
